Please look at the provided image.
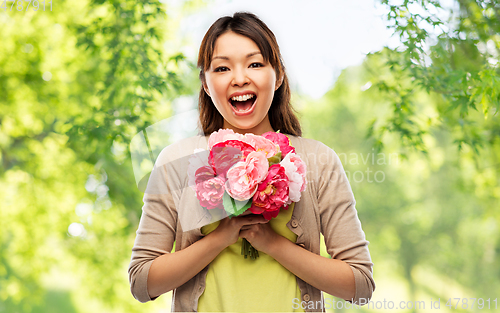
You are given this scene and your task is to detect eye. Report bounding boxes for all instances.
[213,66,229,72]
[249,63,264,68]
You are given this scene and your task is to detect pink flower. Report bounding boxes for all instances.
[188,148,210,192]
[194,166,225,210]
[250,164,290,220]
[280,152,307,206]
[225,151,269,201]
[209,140,255,178]
[288,153,307,191]
[244,134,280,158]
[208,128,245,150]
[262,132,295,157]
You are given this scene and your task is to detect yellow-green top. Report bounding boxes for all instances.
[198,203,304,312]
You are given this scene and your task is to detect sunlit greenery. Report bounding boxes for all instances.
[303,53,499,312]
[1,0,196,312]
[1,0,498,312]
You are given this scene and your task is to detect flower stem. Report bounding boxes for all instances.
[241,238,259,260]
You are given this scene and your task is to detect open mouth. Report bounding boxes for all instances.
[229,94,257,114]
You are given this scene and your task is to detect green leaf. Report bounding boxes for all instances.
[223,191,252,217]
[268,151,282,165]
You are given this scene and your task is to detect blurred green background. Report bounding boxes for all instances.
[0,0,498,312]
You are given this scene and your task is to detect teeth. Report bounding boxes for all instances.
[231,94,254,102]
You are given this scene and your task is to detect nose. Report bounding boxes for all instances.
[231,67,249,87]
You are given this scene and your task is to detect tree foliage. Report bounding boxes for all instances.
[1,0,498,312]
[302,58,500,308]
[0,0,197,311]
[370,0,500,156]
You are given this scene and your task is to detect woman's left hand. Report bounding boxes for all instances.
[239,220,282,255]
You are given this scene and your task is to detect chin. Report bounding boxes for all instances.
[230,119,260,128]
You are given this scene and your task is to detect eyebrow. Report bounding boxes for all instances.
[212,51,262,61]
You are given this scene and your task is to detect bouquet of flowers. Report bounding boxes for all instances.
[188,129,307,259]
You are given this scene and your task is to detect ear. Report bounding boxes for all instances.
[275,74,284,91]
[202,80,211,97]
[199,71,211,97]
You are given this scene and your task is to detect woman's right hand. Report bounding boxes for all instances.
[210,210,269,249]
[146,210,268,299]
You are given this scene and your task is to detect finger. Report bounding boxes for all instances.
[239,228,255,239]
[240,224,259,231]
[239,215,268,226]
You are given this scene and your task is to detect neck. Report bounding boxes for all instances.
[222,119,275,136]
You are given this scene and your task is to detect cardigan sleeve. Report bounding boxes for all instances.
[128,149,180,303]
[315,142,375,305]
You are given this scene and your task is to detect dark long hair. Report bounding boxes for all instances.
[197,12,302,136]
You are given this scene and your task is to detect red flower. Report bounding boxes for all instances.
[250,164,290,220]
[209,140,255,178]
[262,132,295,158]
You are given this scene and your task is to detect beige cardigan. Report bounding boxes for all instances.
[128,134,375,312]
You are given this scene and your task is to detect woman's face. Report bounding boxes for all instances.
[203,31,281,135]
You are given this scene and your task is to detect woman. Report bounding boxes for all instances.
[128,12,375,312]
